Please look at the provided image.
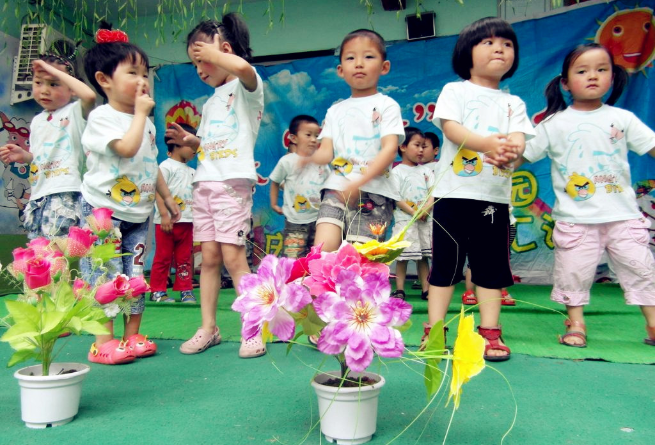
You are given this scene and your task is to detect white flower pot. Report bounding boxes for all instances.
[14,362,90,429]
[311,371,386,445]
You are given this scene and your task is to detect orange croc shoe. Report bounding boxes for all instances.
[88,339,136,365]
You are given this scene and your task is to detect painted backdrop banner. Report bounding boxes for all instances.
[153,1,655,283]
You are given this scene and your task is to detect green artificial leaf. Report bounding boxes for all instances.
[91,243,126,263]
[7,349,39,368]
[40,312,66,335]
[291,304,325,336]
[423,319,445,398]
[67,316,82,333]
[395,318,413,333]
[0,323,39,343]
[53,281,75,311]
[4,300,39,325]
[80,320,111,336]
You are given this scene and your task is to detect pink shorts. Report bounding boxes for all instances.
[551,218,655,306]
[193,179,253,246]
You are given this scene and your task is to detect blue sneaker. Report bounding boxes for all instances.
[151,291,175,303]
[180,291,197,303]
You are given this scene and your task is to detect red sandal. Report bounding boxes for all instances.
[645,326,655,346]
[558,319,587,348]
[419,322,449,351]
[462,290,477,305]
[88,339,136,365]
[501,289,516,306]
[125,334,157,357]
[477,326,511,362]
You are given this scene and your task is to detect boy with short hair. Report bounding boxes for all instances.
[150,123,197,303]
[308,29,405,252]
[269,115,328,258]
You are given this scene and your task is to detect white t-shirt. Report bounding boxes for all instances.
[154,158,194,224]
[391,163,435,223]
[269,153,329,224]
[194,74,264,183]
[81,104,159,223]
[523,105,655,223]
[319,93,405,200]
[29,101,86,200]
[431,81,535,204]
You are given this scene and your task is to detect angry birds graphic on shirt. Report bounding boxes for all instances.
[452,148,483,177]
[565,173,596,201]
[29,164,39,186]
[108,176,140,206]
[174,195,185,211]
[332,157,353,176]
[294,195,311,212]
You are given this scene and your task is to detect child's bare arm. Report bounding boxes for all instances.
[33,60,96,119]
[164,123,200,149]
[396,200,415,216]
[342,134,398,201]
[156,170,181,223]
[191,35,257,92]
[155,191,173,233]
[0,144,33,164]
[109,80,154,158]
[269,181,283,215]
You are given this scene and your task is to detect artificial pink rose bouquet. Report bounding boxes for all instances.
[0,208,149,376]
[232,242,413,380]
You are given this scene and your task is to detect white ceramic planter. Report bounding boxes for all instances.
[14,362,90,429]
[311,371,386,445]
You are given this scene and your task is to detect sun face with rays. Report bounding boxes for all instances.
[595,6,655,74]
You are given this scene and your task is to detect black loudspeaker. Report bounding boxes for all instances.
[381,0,406,11]
[406,11,436,41]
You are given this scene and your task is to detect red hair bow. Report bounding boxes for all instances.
[95,29,129,44]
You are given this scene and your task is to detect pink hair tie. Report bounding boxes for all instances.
[95,29,129,44]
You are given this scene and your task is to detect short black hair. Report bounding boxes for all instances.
[289,115,319,136]
[452,17,519,81]
[398,126,424,157]
[187,13,253,62]
[165,123,196,152]
[339,29,387,61]
[424,132,440,149]
[84,23,149,99]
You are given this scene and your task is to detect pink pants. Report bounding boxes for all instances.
[150,222,194,292]
[551,218,655,306]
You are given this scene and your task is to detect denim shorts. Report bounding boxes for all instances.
[79,197,149,315]
[23,192,81,240]
[316,189,394,243]
[282,221,316,258]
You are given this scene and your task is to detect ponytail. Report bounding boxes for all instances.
[187,13,252,62]
[544,74,567,119]
[606,64,627,106]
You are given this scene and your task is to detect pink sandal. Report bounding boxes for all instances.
[645,326,655,346]
[88,339,136,365]
[477,326,511,362]
[239,334,266,359]
[125,334,157,357]
[558,319,587,348]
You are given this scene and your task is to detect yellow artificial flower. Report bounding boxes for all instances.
[448,307,485,409]
[353,233,411,264]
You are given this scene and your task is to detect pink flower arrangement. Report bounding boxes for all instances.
[232,241,412,377]
[1,208,148,375]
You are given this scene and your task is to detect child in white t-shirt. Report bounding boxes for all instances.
[391,127,434,300]
[270,115,328,258]
[0,55,96,239]
[150,123,197,304]
[165,14,266,359]
[80,25,180,366]
[307,29,405,252]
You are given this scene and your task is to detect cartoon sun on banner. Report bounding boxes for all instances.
[594,5,655,74]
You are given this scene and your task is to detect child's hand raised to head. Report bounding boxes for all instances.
[134,79,154,116]
[33,60,60,78]
[190,34,221,65]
